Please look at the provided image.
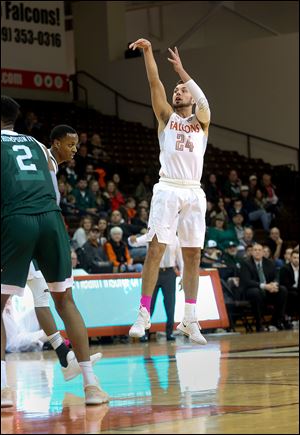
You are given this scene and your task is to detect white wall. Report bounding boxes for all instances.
[125,1,299,50]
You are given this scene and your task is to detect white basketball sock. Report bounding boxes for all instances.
[47,332,64,350]
[79,361,97,386]
[184,302,196,320]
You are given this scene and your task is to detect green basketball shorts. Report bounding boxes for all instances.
[1,211,73,296]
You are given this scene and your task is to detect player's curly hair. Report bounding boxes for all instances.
[50,125,77,142]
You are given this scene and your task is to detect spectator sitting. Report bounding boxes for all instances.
[74,144,91,178]
[263,245,273,261]
[222,169,242,203]
[89,179,109,215]
[60,194,79,217]
[228,212,245,246]
[206,214,239,252]
[253,188,269,212]
[89,179,101,198]
[262,243,282,277]
[71,249,88,276]
[71,177,97,215]
[71,248,79,268]
[81,226,113,273]
[260,173,280,216]
[284,247,294,264]
[204,173,221,205]
[215,197,229,222]
[243,244,254,261]
[221,241,242,279]
[85,164,99,184]
[131,206,149,231]
[105,227,143,273]
[240,185,272,231]
[108,210,147,262]
[239,227,256,249]
[239,243,290,332]
[135,174,153,203]
[103,180,125,212]
[108,209,146,241]
[57,180,68,205]
[248,174,258,198]
[97,217,109,245]
[58,158,78,187]
[205,200,217,226]
[200,240,225,269]
[264,227,285,266]
[122,197,137,223]
[228,198,248,223]
[78,132,90,151]
[90,133,110,162]
[137,199,149,211]
[112,173,121,191]
[72,216,93,249]
[279,250,299,319]
[90,147,106,169]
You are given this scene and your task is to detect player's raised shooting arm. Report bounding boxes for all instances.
[168,47,211,132]
[129,39,173,125]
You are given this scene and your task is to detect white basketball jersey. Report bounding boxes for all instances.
[158,112,207,182]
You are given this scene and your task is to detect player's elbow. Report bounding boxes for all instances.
[196,107,211,124]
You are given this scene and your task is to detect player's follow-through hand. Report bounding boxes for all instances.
[129,38,151,50]
[167,47,184,74]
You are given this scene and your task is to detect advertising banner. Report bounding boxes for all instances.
[1,1,69,91]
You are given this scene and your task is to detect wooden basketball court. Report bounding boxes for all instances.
[1,330,298,434]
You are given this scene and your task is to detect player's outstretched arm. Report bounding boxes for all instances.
[168,47,211,132]
[130,38,173,126]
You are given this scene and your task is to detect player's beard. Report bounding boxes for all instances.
[172,99,193,109]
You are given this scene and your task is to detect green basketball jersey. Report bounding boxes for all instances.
[1,130,61,218]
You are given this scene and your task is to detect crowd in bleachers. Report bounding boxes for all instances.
[14,107,299,333]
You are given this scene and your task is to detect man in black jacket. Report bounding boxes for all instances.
[279,250,299,317]
[80,226,113,273]
[239,243,289,332]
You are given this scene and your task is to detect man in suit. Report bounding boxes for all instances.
[239,243,289,332]
[279,250,299,317]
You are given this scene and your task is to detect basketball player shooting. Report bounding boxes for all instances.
[128,38,210,344]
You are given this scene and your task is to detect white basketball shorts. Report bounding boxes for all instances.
[145,178,207,248]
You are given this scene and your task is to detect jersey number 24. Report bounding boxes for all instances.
[175,134,194,152]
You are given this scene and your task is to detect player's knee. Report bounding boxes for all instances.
[183,248,201,264]
[52,290,74,313]
[147,244,165,263]
[53,297,66,314]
